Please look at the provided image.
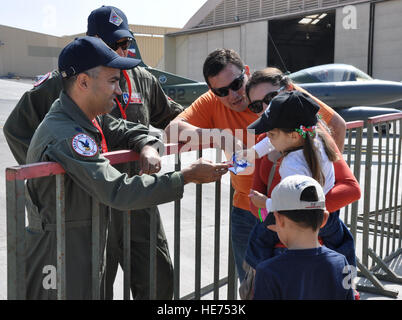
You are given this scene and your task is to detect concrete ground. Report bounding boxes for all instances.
[0,78,401,300]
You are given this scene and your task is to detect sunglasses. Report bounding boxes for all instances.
[108,38,133,51]
[210,70,245,97]
[248,86,286,113]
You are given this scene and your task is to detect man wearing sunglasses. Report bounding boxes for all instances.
[4,6,183,300]
[165,49,347,283]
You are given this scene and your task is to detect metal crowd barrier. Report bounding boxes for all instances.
[343,113,402,298]
[6,142,237,300]
[6,113,402,300]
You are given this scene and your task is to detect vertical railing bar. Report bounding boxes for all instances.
[195,149,203,300]
[384,121,392,257]
[373,126,382,258]
[123,161,132,300]
[174,153,181,300]
[390,120,397,253]
[6,175,26,300]
[350,127,363,241]
[395,119,402,249]
[149,209,157,300]
[344,129,353,225]
[91,198,101,299]
[227,183,237,300]
[103,207,112,299]
[55,174,66,300]
[363,122,374,267]
[213,148,222,300]
[123,211,131,300]
[380,123,390,258]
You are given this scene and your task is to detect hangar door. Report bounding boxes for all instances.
[267,11,335,73]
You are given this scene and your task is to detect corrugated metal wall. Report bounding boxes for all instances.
[196,0,369,28]
[131,25,181,68]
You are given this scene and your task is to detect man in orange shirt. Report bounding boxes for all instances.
[165,49,346,281]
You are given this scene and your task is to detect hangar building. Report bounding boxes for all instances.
[0,24,179,78]
[163,0,402,82]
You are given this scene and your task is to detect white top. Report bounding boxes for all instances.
[279,138,335,194]
[262,137,335,211]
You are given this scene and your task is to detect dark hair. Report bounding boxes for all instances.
[278,186,324,231]
[62,75,78,94]
[203,49,244,86]
[245,67,292,101]
[61,67,100,94]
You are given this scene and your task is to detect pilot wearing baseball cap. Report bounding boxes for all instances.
[87,6,132,44]
[87,5,134,55]
[59,36,141,79]
[6,5,184,301]
[24,35,227,300]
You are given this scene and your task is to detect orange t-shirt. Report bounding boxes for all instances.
[178,88,335,211]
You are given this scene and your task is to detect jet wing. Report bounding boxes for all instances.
[299,80,402,108]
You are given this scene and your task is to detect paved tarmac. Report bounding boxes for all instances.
[0,78,401,300]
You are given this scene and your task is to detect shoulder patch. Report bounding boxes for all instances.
[34,72,51,87]
[71,134,98,157]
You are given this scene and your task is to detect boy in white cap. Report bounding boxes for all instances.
[253,175,355,300]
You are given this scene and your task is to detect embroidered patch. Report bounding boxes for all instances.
[127,48,136,58]
[109,9,123,26]
[34,72,50,87]
[122,92,130,104]
[71,134,98,157]
[123,92,143,104]
[158,75,167,84]
[131,92,142,104]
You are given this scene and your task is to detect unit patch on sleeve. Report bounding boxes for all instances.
[72,134,98,157]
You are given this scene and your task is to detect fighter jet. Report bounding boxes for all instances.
[128,38,402,123]
[290,64,402,123]
[128,37,208,107]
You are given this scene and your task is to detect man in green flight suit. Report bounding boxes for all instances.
[4,6,184,299]
[25,36,228,300]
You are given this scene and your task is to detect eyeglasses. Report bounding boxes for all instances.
[108,38,133,51]
[210,70,245,97]
[248,86,286,113]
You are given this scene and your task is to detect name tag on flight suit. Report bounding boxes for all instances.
[123,92,143,105]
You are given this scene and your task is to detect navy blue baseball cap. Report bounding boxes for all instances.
[87,6,132,44]
[247,91,320,134]
[58,36,141,78]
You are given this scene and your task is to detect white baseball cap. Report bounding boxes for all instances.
[271,175,326,212]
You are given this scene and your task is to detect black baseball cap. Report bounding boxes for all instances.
[247,90,320,134]
[87,6,133,44]
[58,36,141,78]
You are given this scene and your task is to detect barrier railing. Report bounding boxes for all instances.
[6,113,402,300]
[343,113,402,298]
[359,113,402,297]
[6,142,237,300]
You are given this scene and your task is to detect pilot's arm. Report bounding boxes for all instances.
[147,72,184,129]
[3,71,62,165]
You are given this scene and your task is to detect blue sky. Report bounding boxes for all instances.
[1,0,208,36]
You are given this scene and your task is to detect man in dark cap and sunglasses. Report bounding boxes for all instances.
[165,49,347,283]
[4,6,184,299]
